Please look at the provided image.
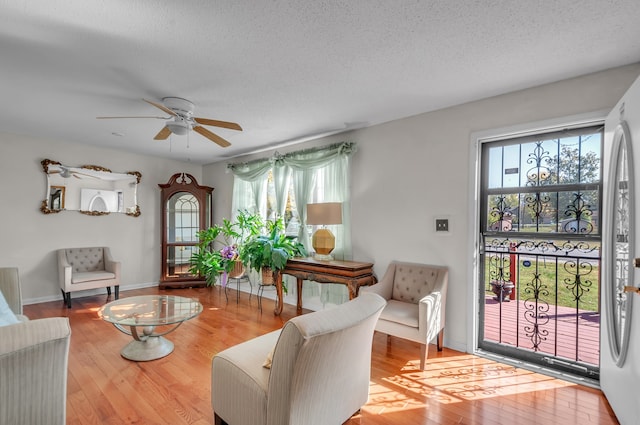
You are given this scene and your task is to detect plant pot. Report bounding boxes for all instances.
[261,267,274,285]
[490,280,515,302]
[228,260,245,279]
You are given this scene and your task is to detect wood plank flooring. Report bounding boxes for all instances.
[23,286,619,425]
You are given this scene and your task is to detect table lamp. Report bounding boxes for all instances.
[306,202,342,260]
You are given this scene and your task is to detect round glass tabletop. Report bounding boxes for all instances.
[99,295,203,327]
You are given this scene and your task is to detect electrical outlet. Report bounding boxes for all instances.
[435,218,449,232]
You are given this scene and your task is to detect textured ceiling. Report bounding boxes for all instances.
[1,1,640,164]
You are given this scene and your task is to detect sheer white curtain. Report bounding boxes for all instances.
[272,160,291,219]
[228,159,271,220]
[281,142,356,257]
[290,168,316,251]
[317,154,352,261]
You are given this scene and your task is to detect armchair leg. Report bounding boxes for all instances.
[437,329,444,351]
[420,343,427,370]
[115,285,119,299]
[107,286,111,296]
[60,290,72,309]
[214,413,228,425]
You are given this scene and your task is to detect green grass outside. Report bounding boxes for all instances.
[485,259,600,312]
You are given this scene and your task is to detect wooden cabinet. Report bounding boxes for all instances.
[159,173,213,288]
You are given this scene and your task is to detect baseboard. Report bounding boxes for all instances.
[23,281,160,305]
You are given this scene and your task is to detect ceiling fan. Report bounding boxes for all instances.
[97,97,242,148]
[49,165,98,179]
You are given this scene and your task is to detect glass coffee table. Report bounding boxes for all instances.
[99,295,203,361]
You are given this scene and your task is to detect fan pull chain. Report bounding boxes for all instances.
[187,129,190,149]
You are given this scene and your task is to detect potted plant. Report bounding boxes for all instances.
[190,210,263,286]
[240,217,307,287]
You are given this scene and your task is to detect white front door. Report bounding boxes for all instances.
[601,75,640,424]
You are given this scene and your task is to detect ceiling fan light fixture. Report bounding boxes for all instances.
[166,120,190,136]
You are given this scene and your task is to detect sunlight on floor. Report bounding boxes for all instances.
[365,354,576,414]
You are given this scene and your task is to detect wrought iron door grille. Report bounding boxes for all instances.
[479,125,603,379]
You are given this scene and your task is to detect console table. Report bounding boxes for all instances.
[274,257,377,315]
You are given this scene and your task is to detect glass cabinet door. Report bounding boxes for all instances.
[166,192,199,278]
[159,174,213,287]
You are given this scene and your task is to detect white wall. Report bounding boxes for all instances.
[204,63,640,352]
[0,132,201,303]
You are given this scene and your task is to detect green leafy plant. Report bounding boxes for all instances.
[240,217,307,274]
[189,210,263,286]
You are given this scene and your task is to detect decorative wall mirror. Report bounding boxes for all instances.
[606,121,635,367]
[41,159,142,216]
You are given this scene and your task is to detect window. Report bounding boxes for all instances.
[228,142,355,259]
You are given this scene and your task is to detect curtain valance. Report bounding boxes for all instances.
[227,142,356,181]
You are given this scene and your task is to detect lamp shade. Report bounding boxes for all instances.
[306,202,342,225]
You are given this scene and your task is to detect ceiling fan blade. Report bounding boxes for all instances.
[97,116,169,119]
[154,126,172,140]
[193,117,242,131]
[73,171,99,179]
[143,99,177,117]
[193,126,231,147]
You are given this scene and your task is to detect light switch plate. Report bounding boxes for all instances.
[435,218,449,232]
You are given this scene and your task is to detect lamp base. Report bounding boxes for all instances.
[311,228,336,258]
[313,253,334,261]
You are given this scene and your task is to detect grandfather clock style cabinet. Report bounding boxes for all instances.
[159,173,213,288]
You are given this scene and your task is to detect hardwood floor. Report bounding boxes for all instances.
[24,286,619,425]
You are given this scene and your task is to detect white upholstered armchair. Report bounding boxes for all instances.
[0,267,72,424]
[58,247,120,308]
[0,267,29,322]
[361,261,448,370]
[211,292,386,425]
[0,317,71,425]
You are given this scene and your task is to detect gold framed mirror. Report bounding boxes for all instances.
[41,159,141,216]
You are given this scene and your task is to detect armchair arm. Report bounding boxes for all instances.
[0,268,22,316]
[57,250,72,290]
[360,262,395,300]
[0,317,71,425]
[418,290,443,343]
[418,268,448,344]
[103,248,121,280]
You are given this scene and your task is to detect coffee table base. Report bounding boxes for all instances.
[120,336,174,361]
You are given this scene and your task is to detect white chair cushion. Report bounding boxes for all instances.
[71,271,116,284]
[0,290,19,327]
[379,299,418,328]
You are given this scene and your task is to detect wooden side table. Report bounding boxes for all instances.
[274,257,377,315]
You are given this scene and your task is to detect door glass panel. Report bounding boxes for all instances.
[166,245,199,279]
[166,192,200,243]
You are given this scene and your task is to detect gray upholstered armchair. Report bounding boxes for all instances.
[211,293,386,425]
[361,261,448,370]
[58,247,120,308]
